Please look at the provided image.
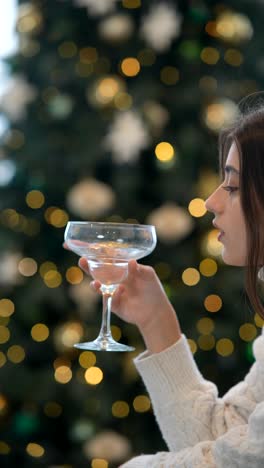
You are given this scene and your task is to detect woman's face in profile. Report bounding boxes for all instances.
[205,142,247,266]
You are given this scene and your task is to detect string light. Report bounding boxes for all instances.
[91,460,108,468]
[26,190,45,209]
[133,395,151,413]
[78,351,96,369]
[112,401,129,418]
[18,258,38,277]
[0,326,10,344]
[216,338,234,357]
[187,338,197,354]
[43,270,62,288]
[198,334,215,351]
[239,323,257,342]
[66,266,83,284]
[199,258,218,277]
[120,57,140,77]
[188,198,206,217]
[31,323,50,342]
[0,299,15,317]
[54,365,72,384]
[160,66,179,85]
[39,261,57,278]
[44,401,62,418]
[155,142,174,162]
[84,367,103,385]
[26,443,45,458]
[200,47,220,65]
[182,268,200,286]
[204,294,222,313]
[7,345,26,363]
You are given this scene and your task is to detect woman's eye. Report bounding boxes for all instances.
[222,185,239,194]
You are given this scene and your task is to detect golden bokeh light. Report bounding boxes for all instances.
[31,323,50,342]
[204,99,238,132]
[182,268,200,286]
[187,338,197,354]
[79,351,96,369]
[204,294,222,313]
[0,299,15,318]
[155,142,174,162]
[198,334,215,351]
[215,12,253,44]
[137,48,156,66]
[0,326,10,344]
[66,266,83,284]
[17,3,43,35]
[224,49,243,66]
[114,92,133,110]
[188,198,206,217]
[7,345,26,363]
[200,47,220,65]
[84,366,103,385]
[49,209,69,228]
[26,442,45,458]
[58,41,77,58]
[18,258,38,277]
[5,129,25,150]
[0,441,11,455]
[160,66,179,85]
[122,0,141,8]
[204,229,222,257]
[254,313,264,328]
[39,261,57,278]
[44,401,62,418]
[199,258,218,277]
[26,190,45,209]
[216,338,234,357]
[239,323,257,342]
[91,459,108,468]
[0,395,8,415]
[54,365,72,384]
[43,270,62,288]
[0,352,7,368]
[121,57,140,77]
[80,47,98,64]
[133,395,151,413]
[111,325,122,341]
[95,77,123,105]
[199,76,217,92]
[112,400,129,418]
[59,322,84,348]
[196,317,215,334]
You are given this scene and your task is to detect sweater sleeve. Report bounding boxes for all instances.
[132,328,264,453]
[120,404,264,467]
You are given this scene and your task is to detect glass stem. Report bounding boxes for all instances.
[99,292,114,340]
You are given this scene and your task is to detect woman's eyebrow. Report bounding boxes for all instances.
[224,165,240,176]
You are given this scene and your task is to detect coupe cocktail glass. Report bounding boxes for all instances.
[64,221,157,351]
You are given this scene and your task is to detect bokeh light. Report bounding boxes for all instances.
[79,351,96,369]
[44,401,62,418]
[155,142,174,162]
[239,323,257,342]
[26,190,45,209]
[196,317,215,334]
[0,299,15,317]
[216,338,234,356]
[112,400,129,418]
[7,345,26,363]
[0,326,10,344]
[84,367,103,385]
[133,395,151,413]
[198,334,215,351]
[54,365,72,384]
[26,442,45,458]
[199,258,218,277]
[18,257,38,276]
[204,294,222,313]
[121,57,140,77]
[188,198,206,217]
[31,323,49,342]
[182,268,200,286]
[66,266,83,284]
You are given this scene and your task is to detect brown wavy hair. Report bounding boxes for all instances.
[219,108,264,319]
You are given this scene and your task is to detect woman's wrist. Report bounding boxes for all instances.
[138,303,182,354]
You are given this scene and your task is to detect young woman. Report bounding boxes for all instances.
[79,107,264,467]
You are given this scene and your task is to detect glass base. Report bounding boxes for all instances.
[74,336,135,352]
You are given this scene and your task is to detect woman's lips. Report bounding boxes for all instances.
[213,221,225,241]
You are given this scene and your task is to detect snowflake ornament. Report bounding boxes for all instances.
[104,110,150,164]
[73,0,117,16]
[140,3,182,52]
[0,75,37,122]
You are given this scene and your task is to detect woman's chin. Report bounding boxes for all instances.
[221,249,246,266]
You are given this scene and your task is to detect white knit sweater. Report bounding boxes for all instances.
[121,328,264,467]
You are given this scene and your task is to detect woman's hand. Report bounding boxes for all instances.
[78,256,182,353]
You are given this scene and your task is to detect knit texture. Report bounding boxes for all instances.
[121,329,264,467]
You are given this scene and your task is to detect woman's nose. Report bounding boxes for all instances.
[205,186,223,214]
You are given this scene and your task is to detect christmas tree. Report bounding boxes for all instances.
[0,0,264,466]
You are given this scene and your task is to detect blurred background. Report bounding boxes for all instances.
[0,0,264,466]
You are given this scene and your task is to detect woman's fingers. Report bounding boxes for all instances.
[78,257,90,275]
